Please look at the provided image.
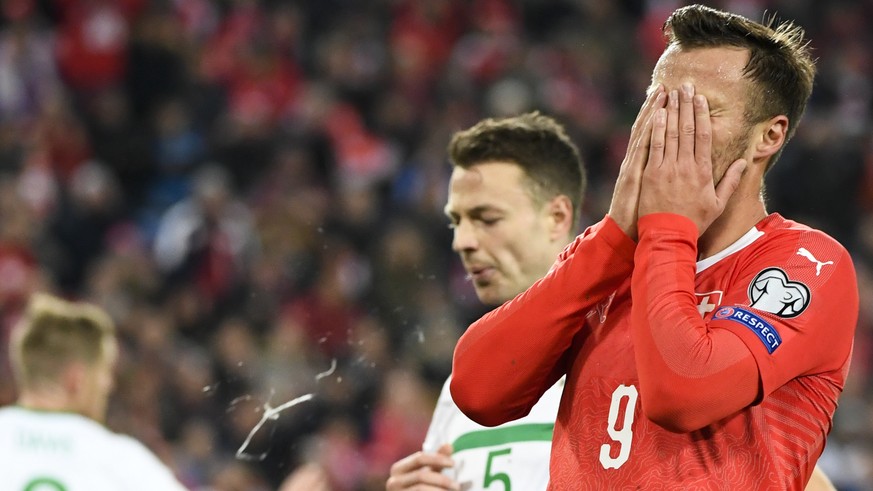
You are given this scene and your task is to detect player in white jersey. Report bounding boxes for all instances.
[0,293,188,491]
[0,406,187,490]
[386,112,586,490]
[421,377,564,490]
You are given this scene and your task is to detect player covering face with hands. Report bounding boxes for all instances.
[387,112,585,490]
[451,4,855,490]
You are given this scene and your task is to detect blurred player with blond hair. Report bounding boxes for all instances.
[0,293,188,490]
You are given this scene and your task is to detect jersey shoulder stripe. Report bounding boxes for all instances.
[452,423,554,454]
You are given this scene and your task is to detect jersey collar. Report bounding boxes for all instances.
[696,223,766,273]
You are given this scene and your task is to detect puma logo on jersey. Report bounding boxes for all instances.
[797,247,833,276]
[748,267,810,318]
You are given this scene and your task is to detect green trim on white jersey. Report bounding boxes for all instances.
[453,423,554,453]
[423,376,564,491]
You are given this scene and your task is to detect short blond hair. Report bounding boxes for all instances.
[10,293,116,390]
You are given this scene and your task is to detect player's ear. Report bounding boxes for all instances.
[547,194,574,240]
[752,115,787,162]
[63,362,87,396]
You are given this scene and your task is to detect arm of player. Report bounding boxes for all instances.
[451,216,635,426]
[632,213,857,429]
[630,83,760,432]
[386,444,459,491]
[630,214,759,431]
[451,86,666,428]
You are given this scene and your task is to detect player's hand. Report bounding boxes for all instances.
[279,463,331,491]
[386,443,459,490]
[638,83,746,235]
[608,84,667,240]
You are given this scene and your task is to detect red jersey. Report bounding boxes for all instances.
[451,213,857,490]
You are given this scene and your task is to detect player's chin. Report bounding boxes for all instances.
[473,284,501,305]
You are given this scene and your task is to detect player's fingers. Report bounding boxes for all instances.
[664,89,679,164]
[385,468,461,490]
[714,158,747,211]
[626,89,666,177]
[693,93,713,172]
[609,86,665,238]
[678,83,696,161]
[389,451,454,475]
[437,443,453,457]
[631,84,665,133]
[626,87,666,164]
[647,107,667,170]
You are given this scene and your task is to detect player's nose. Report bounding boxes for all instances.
[452,220,478,252]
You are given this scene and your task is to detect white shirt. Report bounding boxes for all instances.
[0,406,188,491]
[423,376,563,491]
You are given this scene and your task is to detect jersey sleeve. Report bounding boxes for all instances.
[422,378,454,452]
[451,216,636,427]
[708,224,857,397]
[631,213,858,431]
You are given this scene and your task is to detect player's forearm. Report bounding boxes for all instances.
[631,213,758,432]
[452,216,635,426]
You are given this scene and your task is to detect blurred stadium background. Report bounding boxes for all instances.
[0,0,870,489]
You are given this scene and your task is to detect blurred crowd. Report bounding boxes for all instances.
[0,0,871,489]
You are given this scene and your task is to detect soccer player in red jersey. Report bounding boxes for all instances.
[450,5,857,490]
